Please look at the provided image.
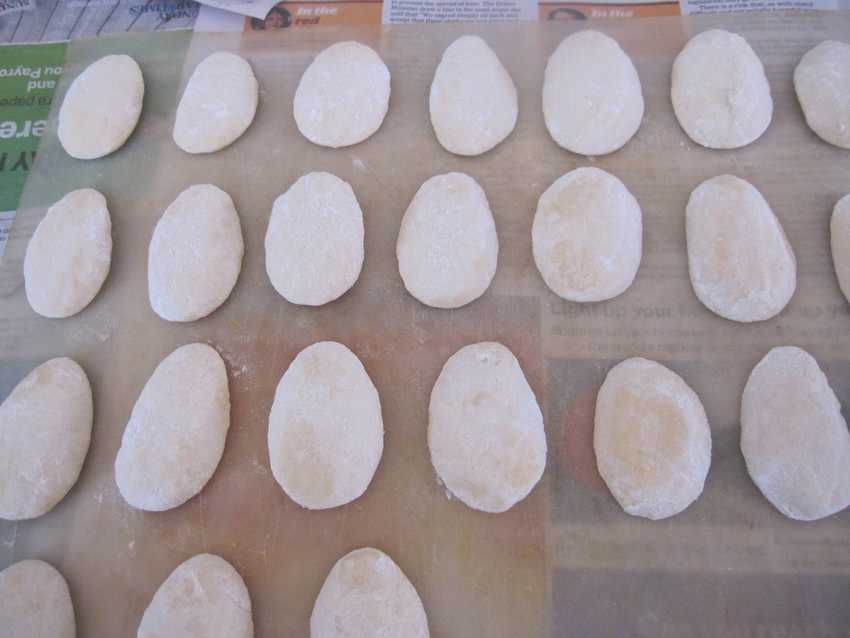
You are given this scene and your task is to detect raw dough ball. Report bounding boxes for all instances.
[428,342,546,513]
[741,347,850,521]
[543,30,644,156]
[115,343,230,511]
[397,172,499,308]
[0,560,75,638]
[429,35,517,156]
[0,358,92,521]
[830,194,850,304]
[24,188,112,319]
[594,357,711,520]
[311,548,429,638]
[138,554,253,638]
[671,29,772,149]
[148,184,244,322]
[294,41,390,148]
[173,52,259,154]
[58,54,144,159]
[532,167,642,302]
[686,175,796,322]
[265,172,364,306]
[794,40,850,149]
[268,341,383,510]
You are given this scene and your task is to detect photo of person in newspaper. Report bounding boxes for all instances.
[251,4,292,29]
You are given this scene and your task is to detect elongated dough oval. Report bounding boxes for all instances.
[831,194,850,304]
[0,358,92,521]
[115,343,230,511]
[686,175,796,322]
[429,342,546,513]
[173,52,259,154]
[794,40,850,149]
[268,341,383,510]
[138,554,253,638]
[58,54,144,159]
[594,357,711,520]
[0,560,76,638]
[741,347,850,521]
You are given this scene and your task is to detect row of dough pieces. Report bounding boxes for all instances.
[57,30,850,162]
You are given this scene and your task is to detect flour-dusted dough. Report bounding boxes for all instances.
[671,29,772,149]
[265,172,364,306]
[830,195,850,304]
[58,54,144,159]
[594,358,711,520]
[138,554,253,638]
[794,40,850,149]
[24,188,112,319]
[429,342,546,513]
[0,560,75,638]
[268,341,383,510]
[532,167,642,302]
[294,41,390,148]
[115,343,230,511]
[686,175,796,322]
[543,30,644,156]
[397,172,498,309]
[311,548,429,638]
[429,35,517,156]
[0,358,92,521]
[148,184,244,322]
[741,347,850,521]
[173,52,258,154]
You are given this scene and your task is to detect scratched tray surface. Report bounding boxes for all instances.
[1,13,849,638]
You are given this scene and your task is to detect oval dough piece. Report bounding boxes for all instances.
[830,194,850,304]
[311,547,429,638]
[138,554,253,638]
[686,175,796,322]
[594,357,711,520]
[115,343,230,511]
[58,54,144,159]
[0,358,92,521]
[0,560,75,638]
[794,40,850,149]
[265,172,364,306]
[543,30,644,156]
[149,184,244,322]
[173,52,259,154]
[294,41,390,148]
[428,342,546,513]
[429,35,517,156]
[397,172,499,308]
[268,341,383,510]
[532,167,642,302]
[671,29,772,149]
[741,347,850,521]
[24,188,112,319]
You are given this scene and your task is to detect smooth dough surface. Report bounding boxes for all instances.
[294,41,390,148]
[58,54,144,159]
[24,188,112,318]
[311,548,429,638]
[428,342,546,513]
[173,52,259,154]
[672,29,772,149]
[138,554,253,638]
[397,172,498,308]
[686,175,796,322]
[265,172,364,306]
[794,40,850,149]
[532,167,642,302]
[830,194,850,304]
[0,560,75,638]
[149,184,244,322]
[429,35,517,156]
[741,346,850,521]
[268,341,383,510]
[543,30,644,156]
[115,343,230,511]
[0,358,92,520]
[594,357,711,520]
